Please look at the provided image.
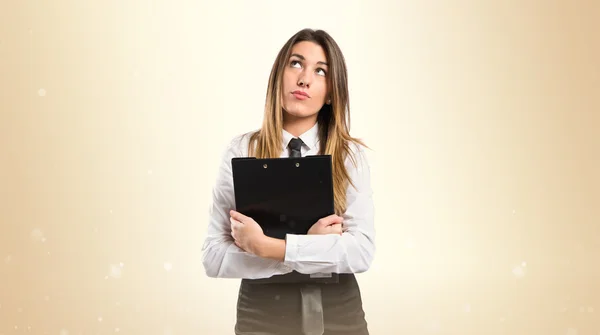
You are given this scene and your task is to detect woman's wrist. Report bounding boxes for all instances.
[254,235,286,261]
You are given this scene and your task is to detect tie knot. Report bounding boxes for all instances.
[289,138,303,151]
[288,138,303,158]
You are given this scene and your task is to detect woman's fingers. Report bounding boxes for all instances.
[230,210,250,224]
[230,217,243,239]
[318,223,342,235]
[330,223,343,235]
[318,214,344,227]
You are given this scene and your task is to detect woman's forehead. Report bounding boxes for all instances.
[290,41,328,65]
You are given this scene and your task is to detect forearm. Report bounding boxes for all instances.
[282,230,375,274]
[254,236,287,261]
[202,237,291,278]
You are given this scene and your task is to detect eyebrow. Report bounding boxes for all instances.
[290,53,328,66]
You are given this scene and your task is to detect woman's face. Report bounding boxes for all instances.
[281,41,329,121]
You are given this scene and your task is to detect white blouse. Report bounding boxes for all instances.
[201,122,376,279]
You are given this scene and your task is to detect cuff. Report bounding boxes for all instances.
[283,233,299,264]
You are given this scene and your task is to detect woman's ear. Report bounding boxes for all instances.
[326,97,331,105]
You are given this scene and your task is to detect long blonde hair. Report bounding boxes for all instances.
[248,28,367,215]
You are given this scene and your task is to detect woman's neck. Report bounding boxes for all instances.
[282,114,318,137]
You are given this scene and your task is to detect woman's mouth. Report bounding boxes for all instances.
[292,91,309,100]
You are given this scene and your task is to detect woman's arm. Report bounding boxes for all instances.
[248,215,345,261]
[201,137,292,279]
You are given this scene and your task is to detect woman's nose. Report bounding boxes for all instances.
[297,72,312,88]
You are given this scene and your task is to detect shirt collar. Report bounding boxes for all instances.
[282,121,320,151]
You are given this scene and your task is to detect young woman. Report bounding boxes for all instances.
[202,28,375,335]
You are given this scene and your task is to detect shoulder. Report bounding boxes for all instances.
[223,130,258,158]
[344,139,372,192]
[346,140,370,170]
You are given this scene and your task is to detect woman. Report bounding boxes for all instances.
[202,28,375,335]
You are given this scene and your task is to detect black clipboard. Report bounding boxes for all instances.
[232,155,335,239]
[231,155,339,284]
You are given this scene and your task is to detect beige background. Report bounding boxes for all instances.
[1,0,599,334]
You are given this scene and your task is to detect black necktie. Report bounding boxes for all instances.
[289,138,303,158]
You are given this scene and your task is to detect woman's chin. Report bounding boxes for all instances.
[283,108,318,120]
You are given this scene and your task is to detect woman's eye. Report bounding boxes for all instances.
[291,60,301,68]
[316,68,326,76]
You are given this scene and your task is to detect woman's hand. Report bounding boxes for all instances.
[230,210,265,255]
[308,214,344,235]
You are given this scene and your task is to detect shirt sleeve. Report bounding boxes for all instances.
[201,135,293,279]
[283,143,376,274]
